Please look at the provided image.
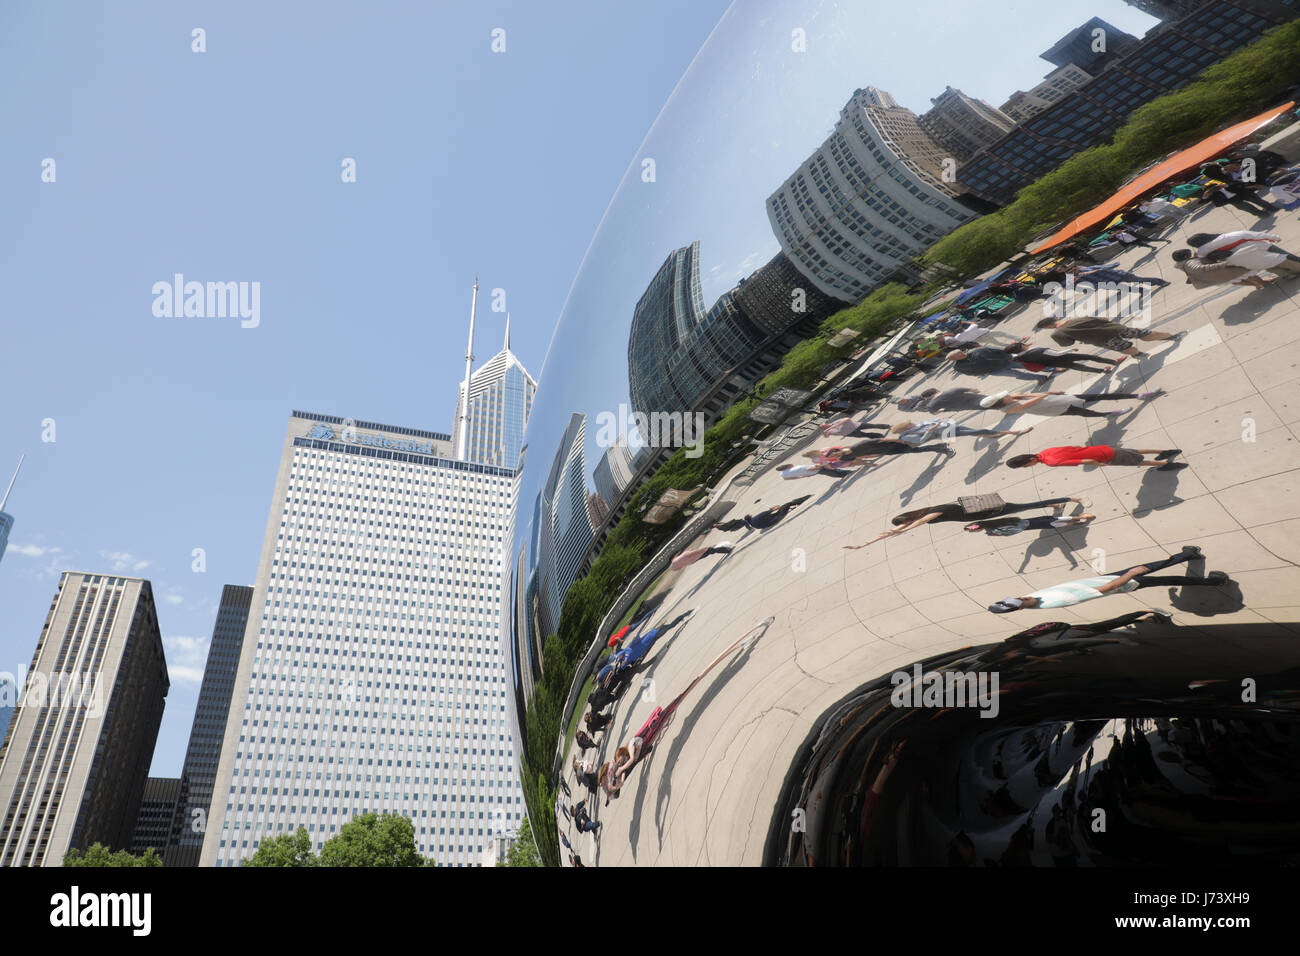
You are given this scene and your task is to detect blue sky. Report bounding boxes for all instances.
[0,0,1156,776]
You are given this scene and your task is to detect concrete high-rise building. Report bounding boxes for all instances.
[166,584,252,866]
[0,572,169,866]
[999,63,1093,123]
[585,491,610,533]
[0,456,23,569]
[593,440,640,509]
[452,315,537,470]
[1040,18,1139,76]
[536,413,592,641]
[200,411,524,867]
[918,87,1016,164]
[767,87,978,303]
[132,776,181,856]
[626,241,776,420]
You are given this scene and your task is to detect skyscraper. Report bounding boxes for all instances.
[166,584,252,866]
[917,87,1016,164]
[452,314,538,470]
[767,87,977,303]
[536,413,592,641]
[0,455,24,569]
[200,410,525,867]
[132,776,182,857]
[0,572,169,866]
[626,241,769,419]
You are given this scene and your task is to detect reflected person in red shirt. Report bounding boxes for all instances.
[1007,444,1185,470]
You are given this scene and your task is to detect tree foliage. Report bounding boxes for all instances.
[317,813,425,867]
[63,844,161,867]
[242,827,317,867]
[499,817,541,867]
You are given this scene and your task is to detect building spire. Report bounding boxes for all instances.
[504,312,510,353]
[0,454,23,512]
[456,278,479,461]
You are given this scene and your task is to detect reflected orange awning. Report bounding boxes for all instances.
[1029,101,1295,255]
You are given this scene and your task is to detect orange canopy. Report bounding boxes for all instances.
[1029,101,1295,254]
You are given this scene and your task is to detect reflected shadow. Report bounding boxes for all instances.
[1168,576,1246,617]
[1221,287,1285,326]
[1132,466,1185,517]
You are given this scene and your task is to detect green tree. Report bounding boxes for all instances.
[242,827,317,867]
[499,817,541,867]
[317,812,425,867]
[63,844,161,867]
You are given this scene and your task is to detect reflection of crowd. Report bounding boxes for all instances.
[560,125,1299,865]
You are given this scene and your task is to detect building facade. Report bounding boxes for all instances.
[959,0,1298,204]
[918,87,1016,164]
[132,776,181,856]
[767,87,978,303]
[451,318,537,470]
[593,440,641,509]
[200,411,523,867]
[165,584,252,866]
[1039,17,1140,75]
[0,572,169,866]
[999,63,1093,123]
[536,413,592,642]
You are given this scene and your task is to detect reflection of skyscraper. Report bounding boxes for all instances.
[0,572,169,866]
[452,315,537,469]
[959,0,1296,205]
[594,440,640,508]
[1039,18,1139,76]
[0,456,23,569]
[627,241,769,418]
[918,87,1015,164]
[585,491,610,533]
[201,412,523,867]
[537,413,592,640]
[167,584,252,866]
[767,87,977,303]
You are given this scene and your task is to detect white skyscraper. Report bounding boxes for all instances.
[201,409,527,867]
[452,314,538,470]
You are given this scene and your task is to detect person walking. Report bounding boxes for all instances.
[1006,445,1184,470]
[889,419,1031,444]
[819,415,891,438]
[948,344,1119,376]
[812,436,955,464]
[1071,264,1170,287]
[843,496,1090,549]
[1034,316,1184,358]
[1014,346,1122,374]
[987,545,1227,613]
[669,542,733,570]
[776,461,855,480]
[964,510,1096,535]
[993,388,1164,418]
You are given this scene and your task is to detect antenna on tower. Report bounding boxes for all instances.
[0,454,23,512]
[456,278,479,461]
[504,312,510,352]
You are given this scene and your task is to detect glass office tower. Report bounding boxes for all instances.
[201,412,525,867]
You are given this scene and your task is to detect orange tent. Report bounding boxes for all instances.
[1029,101,1295,254]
